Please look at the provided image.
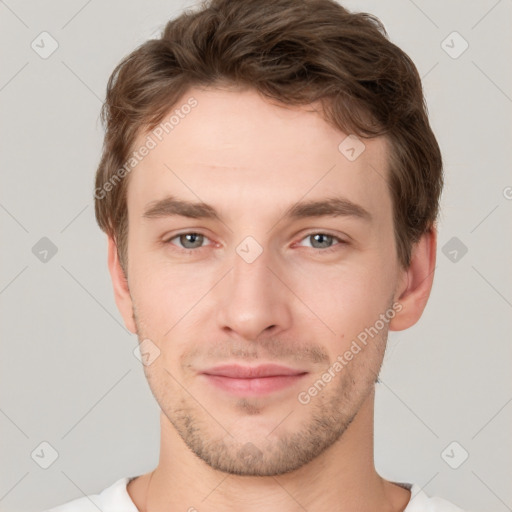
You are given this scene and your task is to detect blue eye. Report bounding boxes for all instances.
[297,232,346,253]
[166,233,210,252]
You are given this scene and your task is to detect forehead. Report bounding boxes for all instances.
[127,86,391,224]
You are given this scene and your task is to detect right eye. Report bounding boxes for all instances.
[164,232,214,253]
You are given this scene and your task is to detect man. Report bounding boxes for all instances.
[47,0,468,510]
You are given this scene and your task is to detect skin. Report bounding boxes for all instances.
[107,85,436,511]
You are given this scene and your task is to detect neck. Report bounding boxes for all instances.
[129,389,410,512]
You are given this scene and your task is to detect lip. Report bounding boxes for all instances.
[202,363,306,378]
[200,364,308,396]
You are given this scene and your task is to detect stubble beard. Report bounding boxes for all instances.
[132,303,387,477]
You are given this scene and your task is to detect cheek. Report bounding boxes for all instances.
[129,261,214,337]
[292,259,396,340]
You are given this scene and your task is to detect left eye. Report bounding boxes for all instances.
[296,233,344,251]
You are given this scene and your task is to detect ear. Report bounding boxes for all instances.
[107,236,137,334]
[389,226,437,332]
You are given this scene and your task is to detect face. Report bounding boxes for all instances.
[120,86,406,476]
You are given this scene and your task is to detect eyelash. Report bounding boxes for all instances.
[163,231,347,255]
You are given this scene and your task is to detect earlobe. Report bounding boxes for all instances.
[107,236,137,334]
[389,227,437,332]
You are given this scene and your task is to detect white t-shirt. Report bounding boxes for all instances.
[44,476,469,512]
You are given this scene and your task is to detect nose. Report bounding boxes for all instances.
[215,242,292,342]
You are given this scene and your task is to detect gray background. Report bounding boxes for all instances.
[1,1,511,511]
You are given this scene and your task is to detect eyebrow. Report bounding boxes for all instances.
[142,195,372,223]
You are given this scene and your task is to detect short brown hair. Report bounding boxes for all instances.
[94,0,442,273]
